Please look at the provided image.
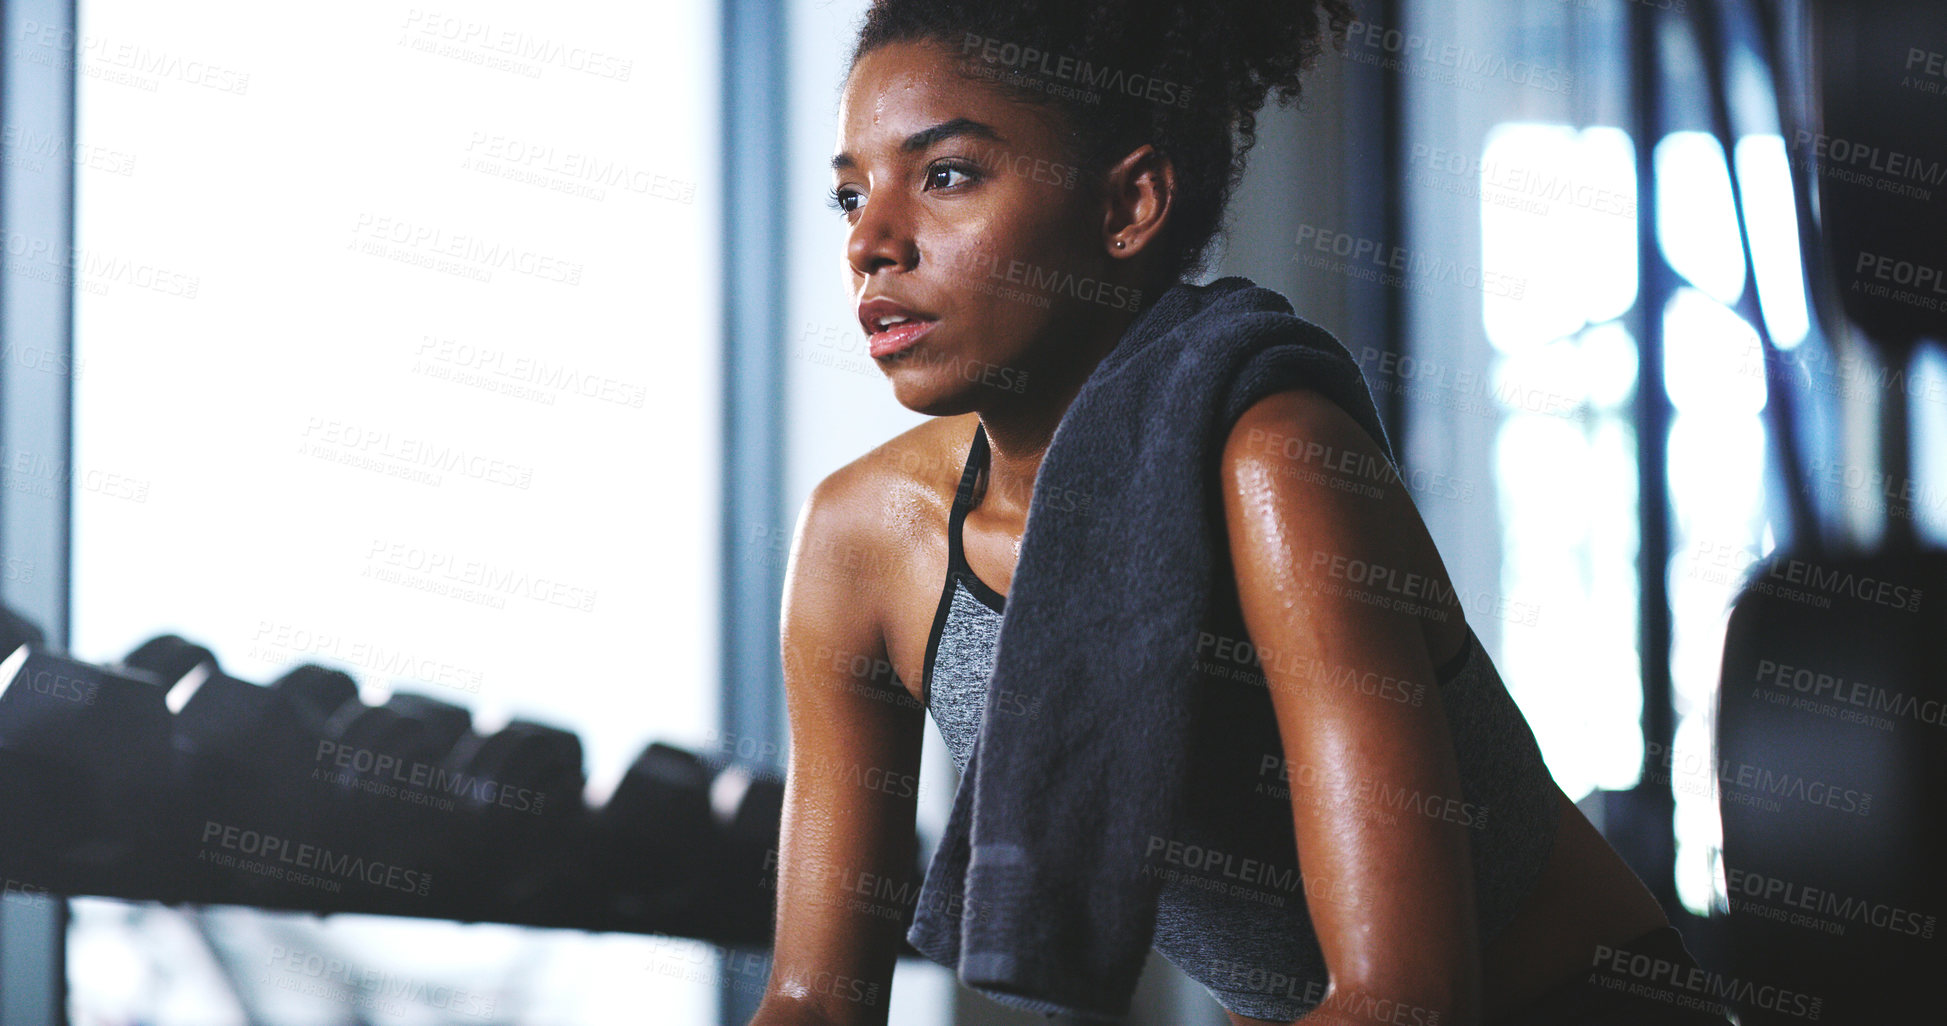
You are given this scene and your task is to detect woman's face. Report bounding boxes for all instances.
[833,40,1134,415]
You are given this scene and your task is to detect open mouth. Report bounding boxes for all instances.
[859,298,939,358]
[867,318,937,357]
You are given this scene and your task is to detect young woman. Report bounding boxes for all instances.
[753,3,1733,1024]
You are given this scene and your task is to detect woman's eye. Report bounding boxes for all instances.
[924,163,976,191]
[827,186,862,215]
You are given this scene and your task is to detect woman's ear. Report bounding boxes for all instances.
[1099,143,1175,260]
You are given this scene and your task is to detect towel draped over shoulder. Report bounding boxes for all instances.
[905,275,1398,1020]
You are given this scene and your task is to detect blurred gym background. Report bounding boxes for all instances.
[0,0,1940,1024]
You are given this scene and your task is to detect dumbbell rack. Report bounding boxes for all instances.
[0,620,812,951]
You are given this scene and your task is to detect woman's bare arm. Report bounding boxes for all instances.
[750,468,926,1026]
[1220,388,1483,1026]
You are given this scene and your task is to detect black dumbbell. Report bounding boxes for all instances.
[0,621,172,897]
[432,717,589,921]
[696,755,786,946]
[385,693,472,754]
[264,676,588,921]
[119,638,343,906]
[272,664,359,730]
[1,605,46,660]
[124,646,456,912]
[243,672,462,915]
[592,741,723,934]
[119,634,215,693]
[591,741,786,944]
[142,661,570,920]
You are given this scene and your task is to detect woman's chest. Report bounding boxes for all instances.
[884,504,1020,707]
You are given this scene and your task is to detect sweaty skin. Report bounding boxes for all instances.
[750,39,1667,1026]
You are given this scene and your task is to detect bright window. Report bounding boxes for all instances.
[67,1,722,1022]
[1479,122,1644,803]
[1478,121,1809,918]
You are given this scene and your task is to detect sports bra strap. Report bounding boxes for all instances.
[946,422,988,572]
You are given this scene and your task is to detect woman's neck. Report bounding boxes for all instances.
[972,311,1132,524]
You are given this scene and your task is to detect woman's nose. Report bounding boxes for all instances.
[846,193,918,277]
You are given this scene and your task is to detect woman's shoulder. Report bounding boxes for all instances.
[798,414,979,569]
[1216,386,1474,673]
[783,416,978,695]
[821,413,976,513]
[1221,386,1389,473]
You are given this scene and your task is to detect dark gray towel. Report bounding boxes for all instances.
[905,275,1399,1019]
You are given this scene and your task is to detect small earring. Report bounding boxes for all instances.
[1114,240,1126,249]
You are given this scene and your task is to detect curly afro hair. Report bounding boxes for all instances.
[848,0,1358,283]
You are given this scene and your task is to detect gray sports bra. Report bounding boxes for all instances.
[920,421,1562,1022]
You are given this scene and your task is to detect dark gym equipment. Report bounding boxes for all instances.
[385,692,473,753]
[434,715,590,921]
[0,607,823,949]
[2,604,47,658]
[592,741,837,946]
[1717,554,1946,1025]
[271,663,360,727]
[696,754,788,944]
[0,625,172,897]
[1806,1,1947,352]
[119,633,216,691]
[594,741,725,936]
[118,640,359,906]
[308,683,458,909]
[1710,3,1947,1022]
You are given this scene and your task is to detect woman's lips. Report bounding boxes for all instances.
[869,318,937,358]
